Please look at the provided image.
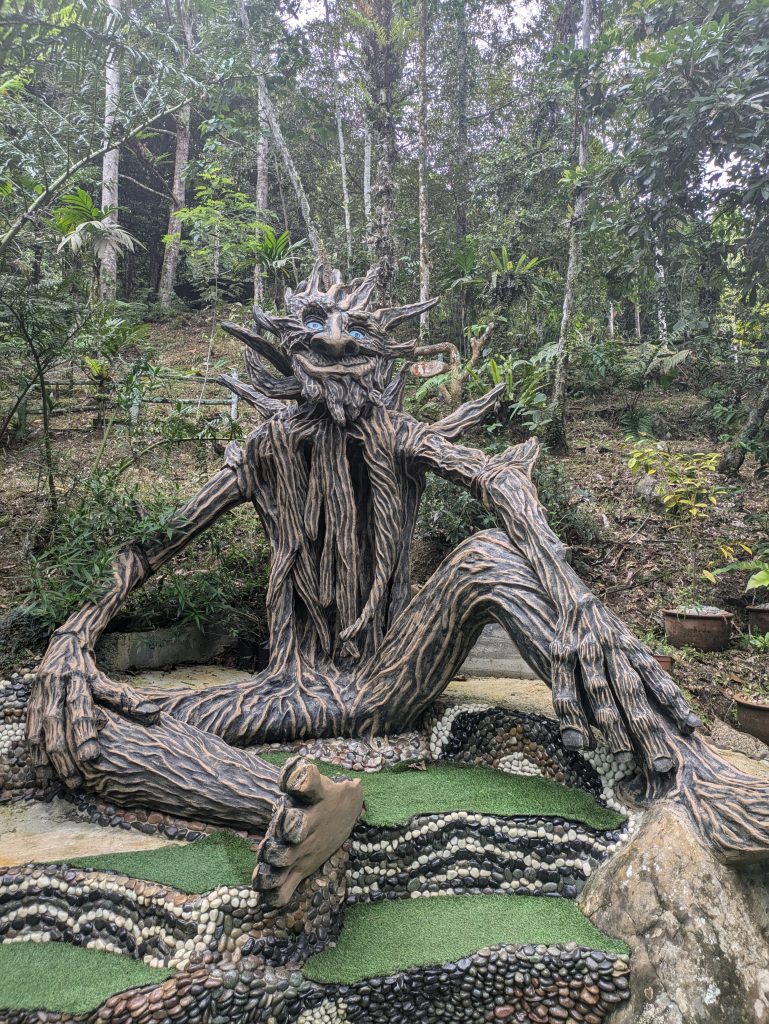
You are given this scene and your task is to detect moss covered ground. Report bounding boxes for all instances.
[260,753,625,830]
[61,829,255,893]
[302,894,630,984]
[0,942,173,1013]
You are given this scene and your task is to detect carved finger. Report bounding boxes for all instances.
[25,680,50,773]
[67,673,100,763]
[91,674,161,724]
[578,639,632,758]
[605,649,675,773]
[627,648,701,733]
[551,647,592,750]
[280,755,324,804]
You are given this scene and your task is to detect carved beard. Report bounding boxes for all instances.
[292,356,381,425]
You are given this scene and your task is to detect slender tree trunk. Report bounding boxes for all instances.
[258,81,324,259]
[254,83,270,306]
[718,373,769,476]
[417,0,431,342]
[454,0,468,247]
[635,300,642,340]
[238,0,323,262]
[325,0,352,270]
[98,0,121,302]
[655,244,668,341]
[157,104,191,305]
[608,300,614,340]
[357,0,401,301]
[158,3,194,307]
[336,108,353,271]
[543,0,592,454]
[363,125,373,258]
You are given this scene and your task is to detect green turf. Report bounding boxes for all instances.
[60,830,255,894]
[302,894,629,984]
[260,753,625,830]
[0,942,173,1013]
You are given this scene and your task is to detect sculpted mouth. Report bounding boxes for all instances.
[295,353,377,380]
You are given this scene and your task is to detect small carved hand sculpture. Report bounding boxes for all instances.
[27,632,161,787]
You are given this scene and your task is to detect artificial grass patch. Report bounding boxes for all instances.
[260,753,625,830]
[0,942,173,1013]
[302,894,629,984]
[60,830,255,894]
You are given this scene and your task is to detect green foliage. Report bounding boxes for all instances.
[417,474,495,548]
[533,460,608,548]
[23,473,270,636]
[702,541,769,594]
[54,189,139,261]
[746,631,769,652]
[627,437,726,519]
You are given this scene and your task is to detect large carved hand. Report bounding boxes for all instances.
[26,632,161,787]
[475,442,700,773]
[550,594,701,772]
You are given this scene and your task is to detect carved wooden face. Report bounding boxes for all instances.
[282,301,392,424]
[245,260,438,425]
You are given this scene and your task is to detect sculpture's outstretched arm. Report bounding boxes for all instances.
[403,422,700,775]
[26,464,247,787]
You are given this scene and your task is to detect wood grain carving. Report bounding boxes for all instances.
[27,259,769,906]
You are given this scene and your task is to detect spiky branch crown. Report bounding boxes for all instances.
[217,260,438,414]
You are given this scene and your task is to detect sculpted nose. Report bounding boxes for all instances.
[310,326,360,359]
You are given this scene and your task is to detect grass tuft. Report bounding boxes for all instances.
[59,830,255,893]
[259,753,625,830]
[302,894,629,984]
[0,942,173,1013]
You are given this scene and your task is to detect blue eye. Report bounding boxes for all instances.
[305,319,324,331]
[348,328,365,340]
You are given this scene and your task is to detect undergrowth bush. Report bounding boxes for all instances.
[533,460,609,549]
[23,473,269,638]
[416,475,496,547]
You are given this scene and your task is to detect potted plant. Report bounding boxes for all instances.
[703,543,769,635]
[634,630,677,673]
[662,586,733,652]
[734,681,769,746]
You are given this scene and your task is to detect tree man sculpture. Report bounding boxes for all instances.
[28,261,769,908]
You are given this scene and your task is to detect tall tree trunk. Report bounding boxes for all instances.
[98,0,121,302]
[543,0,592,454]
[325,0,352,270]
[635,300,642,340]
[359,0,400,302]
[238,0,323,262]
[608,300,614,340]
[363,125,373,259]
[254,82,270,306]
[718,373,769,476]
[158,103,191,305]
[417,0,431,342]
[655,243,668,341]
[158,3,194,307]
[258,82,324,259]
[453,0,469,247]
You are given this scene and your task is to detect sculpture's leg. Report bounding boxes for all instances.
[350,529,556,734]
[78,709,283,832]
[154,666,350,745]
[75,708,363,901]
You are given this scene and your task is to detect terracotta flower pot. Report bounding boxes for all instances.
[734,695,769,746]
[662,608,733,652]
[652,653,675,673]
[747,605,769,635]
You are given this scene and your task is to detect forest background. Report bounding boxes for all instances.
[1,0,769,728]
